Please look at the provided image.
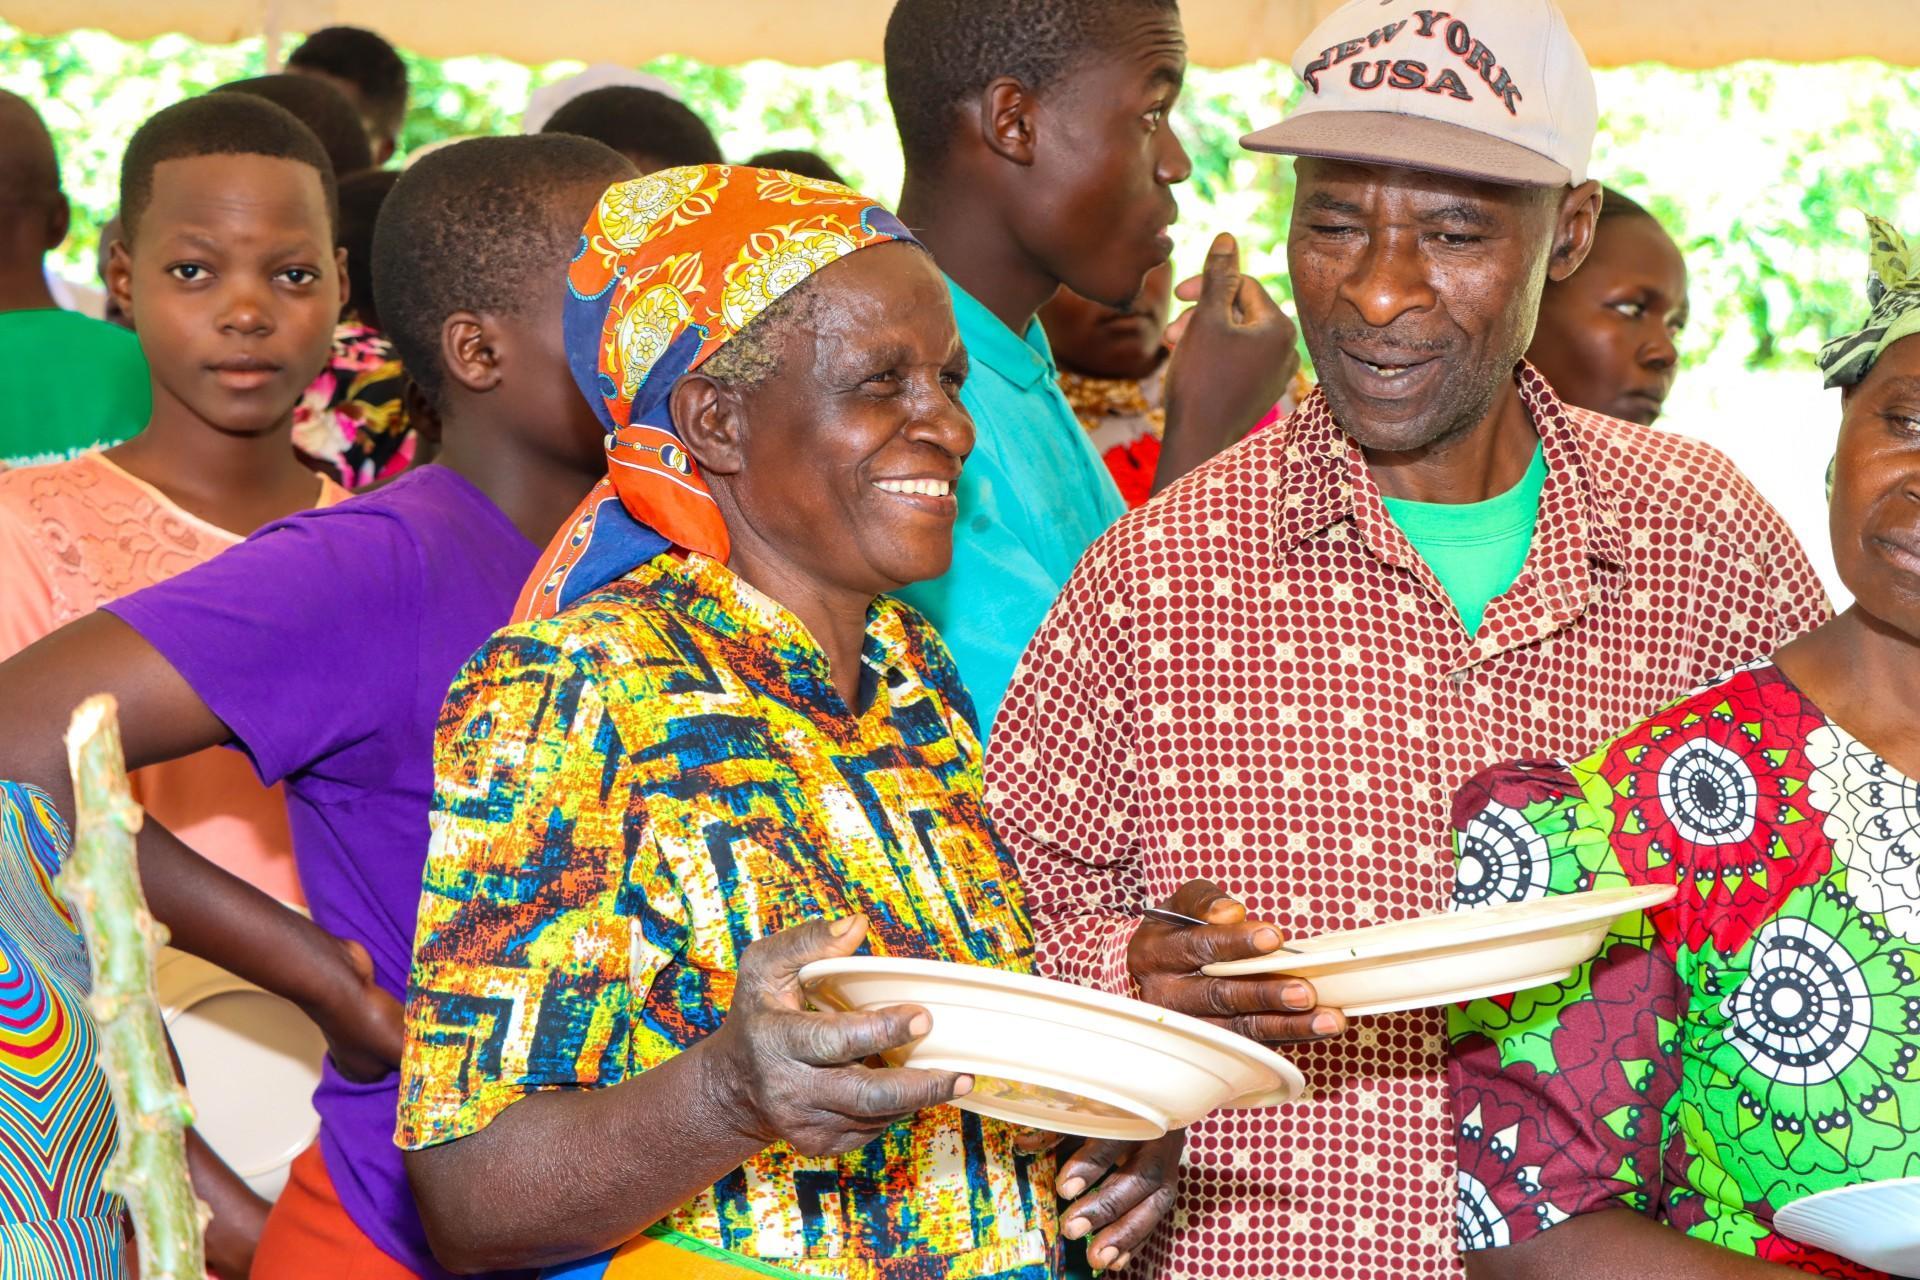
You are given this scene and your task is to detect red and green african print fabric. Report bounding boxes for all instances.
[1447,662,1920,1278]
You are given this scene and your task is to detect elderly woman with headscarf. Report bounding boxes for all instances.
[395,167,1180,1279]
[1442,215,1920,1279]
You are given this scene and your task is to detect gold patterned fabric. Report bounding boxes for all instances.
[399,552,1056,1279]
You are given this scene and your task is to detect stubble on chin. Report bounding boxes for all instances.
[1319,372,1502,459]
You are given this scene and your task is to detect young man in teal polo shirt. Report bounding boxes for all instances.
[885,0,1299,730]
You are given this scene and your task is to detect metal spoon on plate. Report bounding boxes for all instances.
[1142,906,1299,953]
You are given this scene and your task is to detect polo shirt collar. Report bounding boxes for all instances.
[1271,363,1632,661]
[944,274,1057,391]
[1279,362,1628,571]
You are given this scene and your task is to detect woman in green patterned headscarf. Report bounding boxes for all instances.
[1818,214,1920,389]
[1442,215,1920,1278]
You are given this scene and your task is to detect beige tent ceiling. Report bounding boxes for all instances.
[9,0,1918,67]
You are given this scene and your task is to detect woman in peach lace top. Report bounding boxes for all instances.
[0,452,344,903]
[0,93,355,911]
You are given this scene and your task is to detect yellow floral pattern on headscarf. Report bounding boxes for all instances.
[516,165,919,622]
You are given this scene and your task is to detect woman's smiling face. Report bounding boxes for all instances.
[690,242,976,598]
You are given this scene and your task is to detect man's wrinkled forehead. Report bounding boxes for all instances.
[1293,157,1558,216]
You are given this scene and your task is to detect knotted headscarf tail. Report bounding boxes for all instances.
[514,165,921,623]
[1819,213,1920,390]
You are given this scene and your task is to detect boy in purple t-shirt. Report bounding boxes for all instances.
[0,134,635,1278]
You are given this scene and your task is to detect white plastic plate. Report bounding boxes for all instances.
[1201,884,1679,1016]
[800,956,1304,1141]
[1774,1177,1920,1275]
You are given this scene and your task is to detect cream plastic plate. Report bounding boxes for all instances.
[1774,1178,1920,1275]
[1200,884,1679,1016]
[799,956,1305,1141]
[156,947,326,1200]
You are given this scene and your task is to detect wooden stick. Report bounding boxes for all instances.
[58,694,208,1278]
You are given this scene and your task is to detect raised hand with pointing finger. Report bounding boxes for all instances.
[1155,232,1303,495]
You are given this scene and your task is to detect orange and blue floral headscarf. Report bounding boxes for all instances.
[514,165,920,622]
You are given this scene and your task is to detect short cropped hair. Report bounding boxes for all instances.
[216,74,375,179]
[0,90,60,203]
[337,167,402,327]
[540,86,723,173]
[288,26,410,135]
[120,93,338,243]
[1598,185,1654,223]
[372,133,636,408]
[745,148,846,185]
[884,0,1179,171]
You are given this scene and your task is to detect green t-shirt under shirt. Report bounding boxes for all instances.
[1380,443,1547,636]
[0,308,150,467]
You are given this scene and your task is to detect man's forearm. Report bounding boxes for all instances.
[28,744,368,1018]
[187,1128,270,1280]
[1466,1209,1803,1280]
[142,822,363,1010]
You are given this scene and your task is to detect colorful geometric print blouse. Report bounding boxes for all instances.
[399,552,1057,1280]
[0,784,122,1279]
[292,317,415,490]
[1447,662,1920,1278]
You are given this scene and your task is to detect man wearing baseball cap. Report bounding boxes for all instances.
[987,1,1829,1276]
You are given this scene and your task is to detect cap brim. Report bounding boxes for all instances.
[1241,111,1570,188]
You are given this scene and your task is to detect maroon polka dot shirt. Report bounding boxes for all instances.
[986,365,1832,1279]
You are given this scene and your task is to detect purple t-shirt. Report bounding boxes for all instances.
[107,465,537,1279]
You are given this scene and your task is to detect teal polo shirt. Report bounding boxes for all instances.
[895,276,1127,734]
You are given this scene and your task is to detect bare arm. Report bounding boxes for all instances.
[404,916,967,1273]
[0,612,400,1076]
[1466,1210,1802,1280]
[186,1130,270,1280]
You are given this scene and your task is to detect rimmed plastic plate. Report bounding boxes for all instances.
[157,947,325,1200]
[1774,1177,1920,1275]
[1201,884,1679,1016]
[800,956,1304,1141]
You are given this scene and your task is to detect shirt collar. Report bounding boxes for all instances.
[944,274,1057,391]
[1278,362,1628,571]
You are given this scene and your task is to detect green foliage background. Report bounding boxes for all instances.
[6,21,1919,377]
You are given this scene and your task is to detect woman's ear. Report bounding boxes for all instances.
[673,374,749,477]
[334,246,351,313]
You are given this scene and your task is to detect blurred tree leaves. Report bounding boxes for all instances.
[5,20,1917,371]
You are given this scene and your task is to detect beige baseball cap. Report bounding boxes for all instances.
[1243,0,1597,187]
